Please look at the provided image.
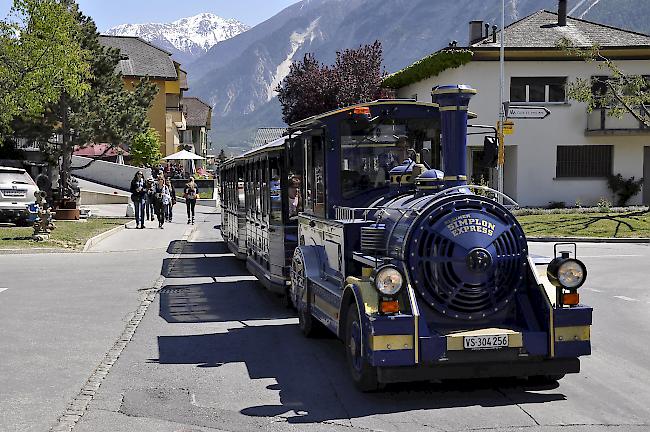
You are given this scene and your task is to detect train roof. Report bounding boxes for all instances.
[289,99,477,130]
[235,132,301,160]
[289,99,439,129]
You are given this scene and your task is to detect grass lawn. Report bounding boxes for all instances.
[0,218,131,250]
[517,210,650,238]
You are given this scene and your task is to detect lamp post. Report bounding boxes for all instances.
[497,0,506,200]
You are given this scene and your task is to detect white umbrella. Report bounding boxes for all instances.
[162,149,205,161]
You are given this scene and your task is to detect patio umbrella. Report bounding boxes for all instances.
[162,149,205,176]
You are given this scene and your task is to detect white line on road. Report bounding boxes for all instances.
[0,288,7,294]
[614,296,639,302]
[581,255,644,258]
[583,288,602,293]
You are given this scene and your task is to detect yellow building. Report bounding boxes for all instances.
[99,35,189,157]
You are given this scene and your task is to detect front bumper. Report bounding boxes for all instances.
[377,357,579,383]
[0,204,30,220]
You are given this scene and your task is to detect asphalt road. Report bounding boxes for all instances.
[63,212,649,432]
[2,209,649,432]
[0,206,205,432]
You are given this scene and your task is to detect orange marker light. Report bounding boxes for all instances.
[563,292,579,306]
[380,300,400,314]
[353,106,371,115]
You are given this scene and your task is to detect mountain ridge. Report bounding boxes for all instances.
[106,13,250,65]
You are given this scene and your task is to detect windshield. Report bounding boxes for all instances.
[0,170,35,186]
[340,119,437,199]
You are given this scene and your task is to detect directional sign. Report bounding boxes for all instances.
[507,106,551,119]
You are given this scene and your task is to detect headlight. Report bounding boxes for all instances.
[547,257,587,289]
[375,267,403,296]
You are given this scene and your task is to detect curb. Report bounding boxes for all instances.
[528,236,650,244]
[50,223,197,432]
[82,221,136,252]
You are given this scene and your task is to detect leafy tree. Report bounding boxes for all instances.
[607,174,644,207]
[276,41,387,124]
[276,53,337,125]
[130,128,162,167]
[559,38,650,127]
[334,41,387,107]
[21,0,157,202]
[0,0,90,135]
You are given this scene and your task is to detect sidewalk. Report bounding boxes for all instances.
[0,204,218,432]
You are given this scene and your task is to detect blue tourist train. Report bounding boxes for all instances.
[219,85,592,391]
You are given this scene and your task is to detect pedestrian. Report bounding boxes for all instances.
[165,178,176,222]
[153,177,170,229]
[129,171,146,229]
[145,176,155,221]
[184,176,199,225]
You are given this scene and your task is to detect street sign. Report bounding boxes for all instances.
[499,120,514,135]
[507,105,550,119]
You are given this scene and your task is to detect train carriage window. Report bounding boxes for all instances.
[286,137,304,222]
[305,134,325,217]
[269,156,282,224]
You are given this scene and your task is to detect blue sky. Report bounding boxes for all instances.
[0,0,300,30]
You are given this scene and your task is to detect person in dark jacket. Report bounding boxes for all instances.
[184,177,199,225]
[129,171,146,229]
[145,177,155,221]
[165,178,176,222]
[153,177,171,229]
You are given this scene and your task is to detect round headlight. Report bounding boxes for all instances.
[375,267,403,296]
[557,260,586,289]
[547,257,587,289]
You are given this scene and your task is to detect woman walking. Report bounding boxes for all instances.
[184,177,199,225]
[145,176,155,221]
[153,177,171,229]
[129,171,146,229]
[165,178,176,222]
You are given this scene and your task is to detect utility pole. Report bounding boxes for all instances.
[497,0,506,200]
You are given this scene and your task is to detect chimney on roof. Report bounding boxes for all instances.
[469,20,484,45]
[558,0,567,26]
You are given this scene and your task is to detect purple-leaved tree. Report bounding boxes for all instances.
[276,41,386,125]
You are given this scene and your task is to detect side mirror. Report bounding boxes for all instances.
[481,136,498,168]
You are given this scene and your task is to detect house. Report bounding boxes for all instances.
[385,2,650,207]
[98,35,189,157]
[181,97,213,167]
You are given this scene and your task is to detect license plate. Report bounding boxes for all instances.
[463,334,508,350]
[1,189,26,197]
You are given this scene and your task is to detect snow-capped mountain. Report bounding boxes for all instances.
[106,13,250,64]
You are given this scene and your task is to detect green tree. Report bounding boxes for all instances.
[559,38,650,128]
[0,0,90,134]
[217,148,226,162]
[19,0,157,202]
[130,128,162,168]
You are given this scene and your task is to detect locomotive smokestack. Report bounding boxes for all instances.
[558,0,567,26]
[432,85,476,188]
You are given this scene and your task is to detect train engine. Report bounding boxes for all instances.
[291,86,592,391]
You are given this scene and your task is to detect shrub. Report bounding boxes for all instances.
[547,201,566,209]
[597,197,612,213]
[607,174,644,206]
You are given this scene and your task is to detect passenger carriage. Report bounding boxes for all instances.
[220,85,592,390]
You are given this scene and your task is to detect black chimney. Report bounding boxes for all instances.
[492,25,498,43]
[558,0,567,26]
[469,20,484,44]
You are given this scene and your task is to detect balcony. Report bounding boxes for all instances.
[585,107,650,136]
[167,109,186,131]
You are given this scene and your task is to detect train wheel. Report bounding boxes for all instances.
[345,303,382,392]
[291,251,317,337]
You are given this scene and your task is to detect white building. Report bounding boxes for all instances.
[387,5,650,207]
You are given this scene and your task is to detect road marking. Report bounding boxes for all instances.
[581,255,644,258]
[614,296,639,302]
[583,288,602,293]
[0,288,7,294]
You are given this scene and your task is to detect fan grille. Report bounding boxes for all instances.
[406,197,527,320]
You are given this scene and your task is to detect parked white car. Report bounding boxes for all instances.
[0,166,39,224]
